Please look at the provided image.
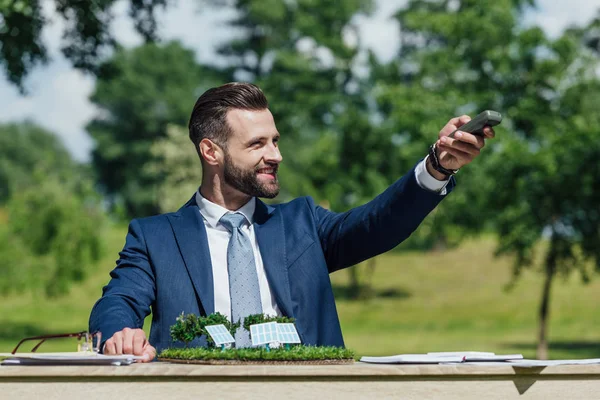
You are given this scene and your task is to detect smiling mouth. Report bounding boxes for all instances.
[256,166,277,178]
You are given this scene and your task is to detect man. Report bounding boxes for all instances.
[89,82,494,362]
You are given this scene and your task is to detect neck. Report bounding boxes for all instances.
[200,173,252,211]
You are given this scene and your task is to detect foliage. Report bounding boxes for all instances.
[0,122,106,297]
[371,0,530,248]
[242,313,295,332]
[145,124,203,213]
[159,345,355,361]
[0,220,46,295]
[87,41,224,218]
[481,31,600,357]
[0,0,168,91]
[4,178,105,297]
[169,312,294,347]
[377,0,600,358]
[0,122,77,204]
[170,312,240,347]
[169,312,202,347]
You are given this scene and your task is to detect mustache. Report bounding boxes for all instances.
[255,163,279,173]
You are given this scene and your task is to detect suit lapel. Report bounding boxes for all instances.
[167,201,215,316]
[253,200,294,318]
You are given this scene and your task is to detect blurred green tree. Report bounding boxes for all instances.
[87,41,224,218]
[376,0,600,358]
[484,25,600,359]
[6,178,105,297]
[0,0,168,91]
[0,121,77,204]
[0,122,106,297]
[372,0,538,249]
[145,124,203,213]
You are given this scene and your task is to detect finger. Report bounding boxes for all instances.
[140,343,157,363]
[451,131,485,149]
[483,126,495,138]
[447,114,471,128]
[439,137,481,157]
[132,330,146,355]
[112,331,124,354]
[457,114,472,127]
[440,115,471,138]
[122,328,135,354]
[104,339,116,355]
[438,142,475,163]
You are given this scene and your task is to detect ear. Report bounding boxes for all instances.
[199,138,223,166]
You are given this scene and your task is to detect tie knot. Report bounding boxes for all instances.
[220,212,247,232]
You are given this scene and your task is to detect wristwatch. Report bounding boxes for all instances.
[428,143,459,177]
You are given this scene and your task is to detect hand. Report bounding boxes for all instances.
[434,115,495,172]
[104,327,156,363]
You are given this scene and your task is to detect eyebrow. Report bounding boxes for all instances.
[245,132,280,146]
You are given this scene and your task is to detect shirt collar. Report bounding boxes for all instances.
[195,190,256,228]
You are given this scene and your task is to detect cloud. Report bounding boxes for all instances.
[525,0,600,38]
[152,1,242,66]
[0,59,96,162]
[353,0,405,63]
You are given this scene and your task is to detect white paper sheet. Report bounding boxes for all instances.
[0,352,145,366]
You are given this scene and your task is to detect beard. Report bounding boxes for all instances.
[223,151,280,199]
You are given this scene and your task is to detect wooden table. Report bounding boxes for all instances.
[2,362,600,399]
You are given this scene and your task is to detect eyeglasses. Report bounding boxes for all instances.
[11,331,102,354]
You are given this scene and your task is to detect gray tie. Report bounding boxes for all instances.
[220,212,262,347]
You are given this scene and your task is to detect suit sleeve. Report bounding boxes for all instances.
[313,163,455,273]
[89,219,156,348]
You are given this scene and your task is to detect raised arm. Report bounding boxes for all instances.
[315,113,495,272]
[314,163,453,272]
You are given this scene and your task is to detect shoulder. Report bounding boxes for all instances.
[128,210,183,234]
[269,196,327,226]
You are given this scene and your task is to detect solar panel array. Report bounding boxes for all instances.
[205,324,235,346]
[250,322,279,346]
[276,323,301,344]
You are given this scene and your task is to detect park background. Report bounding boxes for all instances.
[1,0,600,360]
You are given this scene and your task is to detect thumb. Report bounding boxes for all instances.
[140,343,156,363]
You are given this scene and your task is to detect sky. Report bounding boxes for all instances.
[0,0,599,161]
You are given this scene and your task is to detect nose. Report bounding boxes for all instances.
[265,142,283,164]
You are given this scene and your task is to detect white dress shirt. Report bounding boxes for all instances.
[415,156,451,194]
[195,158,447,321]
[195,192,281,321]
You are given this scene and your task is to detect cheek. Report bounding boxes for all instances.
[228,151,257,168]
[242,152,265,168]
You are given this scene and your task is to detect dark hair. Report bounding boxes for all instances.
[188,82,269,159]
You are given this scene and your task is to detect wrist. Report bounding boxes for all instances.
[427,143,458,178]
[425,156,450,181]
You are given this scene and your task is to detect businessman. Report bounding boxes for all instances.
[89,82,495,361]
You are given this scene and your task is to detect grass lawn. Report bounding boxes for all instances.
[1,224,599,360]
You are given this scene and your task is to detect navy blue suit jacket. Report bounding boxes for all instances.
[89,164,453,352]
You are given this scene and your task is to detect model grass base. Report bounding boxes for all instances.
[158,346,355,364]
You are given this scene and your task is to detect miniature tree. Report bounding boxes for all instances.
[169,312,201,348]
[170,312,240,348]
